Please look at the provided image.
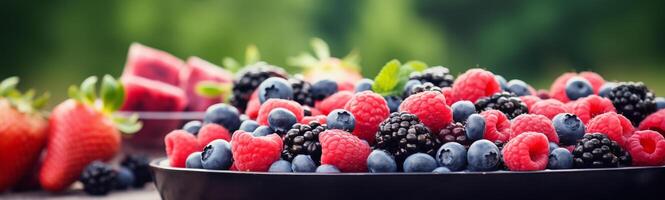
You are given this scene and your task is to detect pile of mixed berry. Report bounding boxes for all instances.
[164,44,665,174]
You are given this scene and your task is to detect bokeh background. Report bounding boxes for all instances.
[2,0,665,104]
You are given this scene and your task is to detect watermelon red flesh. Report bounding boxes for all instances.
[120,75,188,112]
[180,56,233,111]
[122,43,185,86]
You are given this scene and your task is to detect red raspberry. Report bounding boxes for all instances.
[229,163,237,171]
[536,89,550,99]
[244,90,260,119]
[571,95,615,124]
[230,131,282,172]
[451,68,501,103]
[441,87,454,106]
[319,129,371,172]
[164,130,200,168]
[256,99,304,126]
[638,109,665,135]
[530,99,567,119]
[579,71,605,94]
[549,72,577,102]
[301,115,327,124]
[502,132,549,171]
[399,91,452,133]
[344,91,390,144]
[315,91,354,115]
[480,110,511,143]
[519,95,542,111]
[510,114,559,144]
[308,106,323,116]
[197,123,231,146]
[337,81,355,92]
[626,130,665,166]
[587,112,634,147]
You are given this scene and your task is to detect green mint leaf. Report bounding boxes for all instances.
[222,57,242,73]
[244,45,260,65]
[393,60,428,94]
[403,60,428,72]
[372,59,402,95]
[80,76,98,104]
[101,75,125,113]
[311,38,330,60]
[0,76,19,96]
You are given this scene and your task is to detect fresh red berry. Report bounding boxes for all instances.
[530,99,567,119]
[638,109,665,135]
[579,71,605,94]
[399,91,452,133]
[519,95,542,111]
[451,68,501,103]
[344,91,390,144]
[256,99,304,126]
[230,131,282,172]
[549,72,576,102]
[480,110,511,143]
[301,115,327,124]
[244,90,260,119]
[510,114,559,144]
[441,87,454,106]
[571,95,615,124]
[502,132,549,171]
[319,129,371,172]
[197,123,231,146]
[165,130,200,168]
[587,112,634,147]
[315,91,354,115]
[626,130,665,166]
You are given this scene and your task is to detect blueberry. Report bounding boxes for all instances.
[201,140,233,170]
[367,150,397,173]
[451,101,476,123]
[552,113,585,146]
[115,167,135,190]
[204,103,241,132]
[268,108,297,134]
[598,82,617,98]
[549,142,559,153]
[465,114,485,142]
[435,142,467,171]
[291,155,317,172]
[311,79,338,100]
[548,148,573,169]
[432,167,451,173]
[326,109,356,132]
[315,165,341,173]
[239,120,260,132]
[656,97,665,110]
[403,153,438,173]
[258,77,294,104]
[384,96,402,113]
[252,126,274,137]
[507,79,532,96]
[565,77,594,100]
[355,79,374,93]
[495,75,508,91]
[183,120,202,135]
[467,140,500,171]
[269,160,293,172]
[403,80,422,97]
[185,152,203,169]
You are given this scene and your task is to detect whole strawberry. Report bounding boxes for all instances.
[39,76,141,192]
[0,77,49,192]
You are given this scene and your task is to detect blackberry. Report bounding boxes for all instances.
[607,82,657,125]
[404,82,442,98]
[282,121,327,164]
[80,161,117,196]
[230,62,287,112]
[572,133,631,168]
[409,66,455,88]
[120,154,152,188]
[374,112,442,167]
[289,75,314,107]
[494,141,508,170]
[437,122,470,147]
[475,92,528,119]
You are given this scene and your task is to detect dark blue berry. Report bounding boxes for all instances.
[311,79,338,101]
[268,108,297,134]
[403,153,438,173]
[565,77,594,100]
[269,160,293,172]
[315,165,340,173]
[201,140,233,170]
[355,79,374,93]
[655,97,665,110]
[183,120,202,135]
[258,77,294,104]
[435,142,467,171]
[252,126,274,137]
[326,109,356,132]
[549,142,559,153]
[465,114,485,142]
[548,148,573,169]
[204,103,241,132]
[507,79,531,96]
[451,101,476,123]
[467,140,500,171]
[115,167,135,190]
[552,113,585,146]
[432,167,451,173]
[598,82,617,98]
[384,96,402,113]
[185,152,203,169]
[239,120,260,132]
[495,75,508,91]
[367,150,397,173]
[291,155,317,172]
[403,80,422,97]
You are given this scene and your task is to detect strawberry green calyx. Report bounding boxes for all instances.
[0,76,50,114]
[223,45,262,73]
[288,38,360,72]
[68,75,142,134]
[194,81,233,103]
[372,59,428,97]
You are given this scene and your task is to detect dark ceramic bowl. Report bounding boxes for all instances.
[117,111,205,155]
[150,158,665,200]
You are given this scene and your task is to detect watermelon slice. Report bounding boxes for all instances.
[180,56,233,111]
[121,75,188,111]
[122,43,185,86]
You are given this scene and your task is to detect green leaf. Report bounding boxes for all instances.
[372,59,402,95]
[32,92,50,110]
[311,38,330,60]
[0,76,19,96]
[80,76,98,104]
[244,45,260,65]
[223,57,242,73]
[403,60,428,72]
[195,81,231,100]
[288,53,319,68]
[113,114,143,134]
[101,75,124,113]
[393,60,428,93]
[68,85,81,101]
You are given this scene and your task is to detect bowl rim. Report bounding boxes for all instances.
[116,111,206,120]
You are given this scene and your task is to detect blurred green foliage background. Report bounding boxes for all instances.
[2,0,665,104]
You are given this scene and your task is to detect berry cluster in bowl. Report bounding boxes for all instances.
[163,45,665,174]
